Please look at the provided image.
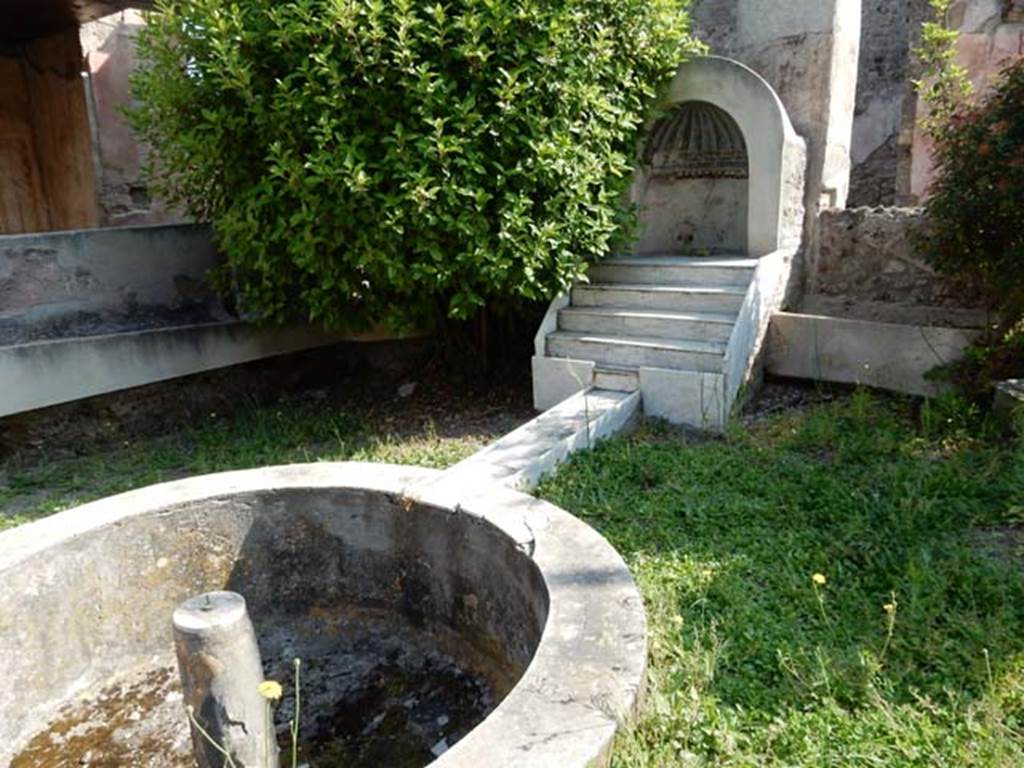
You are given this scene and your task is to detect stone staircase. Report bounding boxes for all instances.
[534,254,762,429]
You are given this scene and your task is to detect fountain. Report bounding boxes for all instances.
[0,463,646,767]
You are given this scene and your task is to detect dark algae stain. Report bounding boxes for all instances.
[14,608,507,767]
[282,658,492,767]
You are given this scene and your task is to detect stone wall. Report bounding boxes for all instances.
[849,0,932,206]
[808,207,988,316]
[908,0,1024,199]
[848,0,1023,206]
[0,224,224,346]
[80,11,180,227]
[691,0,862,232]
[634,177,748,255]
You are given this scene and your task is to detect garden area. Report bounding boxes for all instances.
[2,0,1024,765]
[3,379,1023,766]
[542,392,1024,766]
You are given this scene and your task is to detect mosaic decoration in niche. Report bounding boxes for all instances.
[642,101,749,179]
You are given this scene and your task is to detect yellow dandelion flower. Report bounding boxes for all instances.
[257,680,283,701]
[812,573,827,586]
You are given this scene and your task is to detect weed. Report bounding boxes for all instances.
[187,657,301,768]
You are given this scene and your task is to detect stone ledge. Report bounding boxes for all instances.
[766,312,982,397]
[436,388,641,494]
[0,321,374,417]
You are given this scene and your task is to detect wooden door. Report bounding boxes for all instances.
[0,28,100,234]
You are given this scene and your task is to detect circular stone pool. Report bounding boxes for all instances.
[0,463,646,767]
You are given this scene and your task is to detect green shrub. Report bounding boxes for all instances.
[914,0,972,139]
[129,0,699,331]
[922,57,1024,320]
[918,57,1024,393]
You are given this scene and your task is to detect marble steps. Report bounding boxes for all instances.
[557,306,737,342]
[570,283,747,313]
[588,254,757,288]
[592,365,641,393]
[546,332,727,372]
[533,254,764,429]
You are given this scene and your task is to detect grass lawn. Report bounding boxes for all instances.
[3,385,1022,766]
[538,391,1024,767]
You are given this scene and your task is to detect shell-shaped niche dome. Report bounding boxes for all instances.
[642,100,749,179]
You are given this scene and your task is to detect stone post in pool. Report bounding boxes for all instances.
[173,591,280,768]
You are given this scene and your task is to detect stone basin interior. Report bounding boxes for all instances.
[0,484,549,767]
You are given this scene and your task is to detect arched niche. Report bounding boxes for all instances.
[632,56,806,257]
[635,100,750,255]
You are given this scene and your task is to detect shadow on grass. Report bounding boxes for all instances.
[0,400,510,532]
